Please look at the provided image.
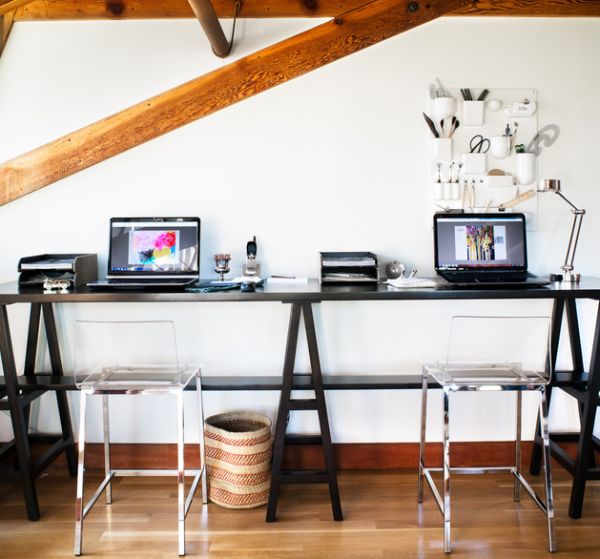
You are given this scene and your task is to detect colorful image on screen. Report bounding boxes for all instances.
[128,230,180,267]
[466,225,494,261]
[454,224,507,263]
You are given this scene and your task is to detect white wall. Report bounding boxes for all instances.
[1,17,599,444]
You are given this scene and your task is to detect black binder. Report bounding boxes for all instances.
[18,254,98,288]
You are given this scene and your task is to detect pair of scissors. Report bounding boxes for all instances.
[469,134,490,154]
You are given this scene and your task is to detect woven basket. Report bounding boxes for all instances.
[204,411,273,509]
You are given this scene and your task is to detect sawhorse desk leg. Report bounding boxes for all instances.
[0,303,77,521]
[0,304,40,520]
[40,303,77,476]
[530,297,600,518]
[266,302,342,522]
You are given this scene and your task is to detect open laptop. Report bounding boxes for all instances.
[433,212,549,288]
[88,217,200,289]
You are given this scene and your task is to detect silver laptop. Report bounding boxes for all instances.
[433,212,549,288]
[88,217,200,289]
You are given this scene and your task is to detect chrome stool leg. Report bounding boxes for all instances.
[443,388,451,554]
[74,391,87,556]
[102,395,112,505]
[418,366,428,503]
[540,387,557,552]
[196,373,208,504]
[177,391,186,556]
[514,390,522,502]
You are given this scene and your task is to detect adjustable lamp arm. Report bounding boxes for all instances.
[538,180,586,282]
[557,192,585,276]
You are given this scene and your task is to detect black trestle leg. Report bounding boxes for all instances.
[0,305,40,520]
[42,304,77,476]
[266,302,342,522]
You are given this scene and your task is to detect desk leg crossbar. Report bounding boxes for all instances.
[266,302,342,522]
[74,376,207,556]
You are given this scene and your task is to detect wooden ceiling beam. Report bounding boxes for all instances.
[0,0,472,205]
[14,0,600,21]
[0,0,34,17]
[0,9,15,57]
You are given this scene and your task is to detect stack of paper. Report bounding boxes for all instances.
[386,277,437,289]
[268,276,309,285]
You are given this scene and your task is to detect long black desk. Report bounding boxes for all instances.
[1,279,600,522]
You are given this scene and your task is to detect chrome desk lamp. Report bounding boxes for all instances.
[538,179,586,283]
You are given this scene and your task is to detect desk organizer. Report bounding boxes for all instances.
[320,252,378,284]
[18,253,97,288]
[426,87,539,230]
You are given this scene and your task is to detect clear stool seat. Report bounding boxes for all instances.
[418,316,556,554]
[429,362,549,388]
[79,365,197,393]
[73,321,206,557]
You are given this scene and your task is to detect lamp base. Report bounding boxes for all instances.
[561,270,581,283]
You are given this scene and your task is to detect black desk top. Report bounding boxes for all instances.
[1,278,600,304]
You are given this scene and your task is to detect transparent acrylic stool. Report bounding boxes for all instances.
[72,320,207,556]
[418,316,556,553]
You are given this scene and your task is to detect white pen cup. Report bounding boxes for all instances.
[432,96,457,121]
[451,182,461,200]
[442,182,451,200]
[432,138,452,161]
[489,135,510,159]
[515,152,536,185]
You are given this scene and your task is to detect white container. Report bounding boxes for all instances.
[462,100,484,126]
[487,175,514,188]
[515,152,536,185]
[490,135,510,159]
[432,96,457,121]
[432,138,452,161]
[442,182,451,200]
[450,182,461,200]
[434,182,443,200]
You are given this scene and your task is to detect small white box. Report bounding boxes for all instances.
[462,152,486,174]
[462,100,485,126]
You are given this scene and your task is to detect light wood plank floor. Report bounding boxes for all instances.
[1,468,599,558]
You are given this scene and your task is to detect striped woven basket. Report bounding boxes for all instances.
[204,411,273,509]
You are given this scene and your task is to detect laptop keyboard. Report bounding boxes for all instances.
[106,278,191,285]
[443,273,529,283]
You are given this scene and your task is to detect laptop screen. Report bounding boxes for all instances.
[434,213,527,272]
[108,217,200,277]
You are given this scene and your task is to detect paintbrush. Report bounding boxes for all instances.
[422,112,439,138]
[449,117,460,138]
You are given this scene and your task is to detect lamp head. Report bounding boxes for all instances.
[538,179,561,193]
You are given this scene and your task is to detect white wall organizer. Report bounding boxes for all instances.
[426,87,539,230]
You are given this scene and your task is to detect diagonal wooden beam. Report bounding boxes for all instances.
[13,0,600,20]
[0,9,15,57]
[0,0,473,205]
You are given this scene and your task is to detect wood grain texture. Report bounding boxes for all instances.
[0,0,34,16]
[13,0,600,20]
[0,9,15,56]
[1,468,599,558]
[43,441,579,470]
[0,0,470,206]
